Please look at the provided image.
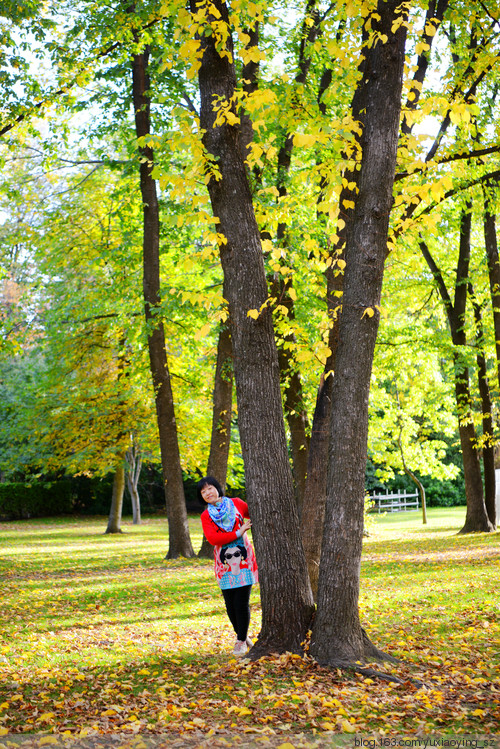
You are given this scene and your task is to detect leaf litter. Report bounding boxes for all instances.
[0,513,499,743]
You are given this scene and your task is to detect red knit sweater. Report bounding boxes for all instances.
[200,497,249,545]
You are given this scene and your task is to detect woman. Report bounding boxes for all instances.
[197,476,258,656]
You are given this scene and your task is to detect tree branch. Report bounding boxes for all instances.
[395,143,500,181]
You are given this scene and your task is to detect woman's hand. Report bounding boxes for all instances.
[239,519,252,535]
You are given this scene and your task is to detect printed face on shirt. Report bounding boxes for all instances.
[200,483,220,504]
[223,546,243,573]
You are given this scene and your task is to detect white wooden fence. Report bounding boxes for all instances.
[369,488,419,513]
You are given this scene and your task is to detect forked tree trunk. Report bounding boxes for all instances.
[192,0,314,654]
[106,457,126,534]
[198,319,234,558]
[132,46,194,558]
[310,0,408,666]
[125,442,142,525]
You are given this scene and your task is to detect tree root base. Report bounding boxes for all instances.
[458,520,496,534]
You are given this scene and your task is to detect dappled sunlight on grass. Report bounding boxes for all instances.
[0,508,499,738]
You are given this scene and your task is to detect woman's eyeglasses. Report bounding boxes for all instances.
[225,551,241,559]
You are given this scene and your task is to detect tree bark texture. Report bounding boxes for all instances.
[198,318,234,558]
[310,0,408,666]
[105,457,125,534]
[132,48,194,558]
[192,0,314,654]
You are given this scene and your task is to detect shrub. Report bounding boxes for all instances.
[0,481,73,520]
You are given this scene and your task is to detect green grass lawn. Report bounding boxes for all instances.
[0,507,499,745]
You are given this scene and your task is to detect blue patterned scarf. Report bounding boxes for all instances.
[207,496,236,531]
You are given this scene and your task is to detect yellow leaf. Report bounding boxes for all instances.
[101,709,117,716]
[38,712,55,722]
[342,720,357,732]
[337,259,346,270]
[0,728,8,736]
[415,41,430,55]
[225,111,240,126]
[361,307,374,318]
[293,133,317,148]
[39,738,59,746]
[296,350,314,362]
[194,323,211,341]
[247,309,259,320]
[321,722,336,730]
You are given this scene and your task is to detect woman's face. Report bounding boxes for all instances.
[224,546,242,573]
[201,483,220,505]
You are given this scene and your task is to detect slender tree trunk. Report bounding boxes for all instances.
[125,441,142,525]
[469,286,496,527]
[198,318,234,558]
[263,3,326,507]
[455,362,492,533]
[192,0,314,655]
[405,468,427,525]
[395,410,428,525]
[310,0,408,666]
[106,457,126,534]
[420,209,494,534]
[420,205,493,533]
[483,188,500,391]
[273,294,310,509]
[131,46,194,558]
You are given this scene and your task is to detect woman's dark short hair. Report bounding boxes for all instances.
[220,543,247,564]
[196,475,223,503]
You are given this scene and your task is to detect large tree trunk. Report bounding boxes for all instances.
[310,0,408,666]
[192,0,314,654]
[132,47,194,558]
[198,318,234,558]
[105,457,126,534]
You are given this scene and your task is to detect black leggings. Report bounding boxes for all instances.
[221,584,252,641]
